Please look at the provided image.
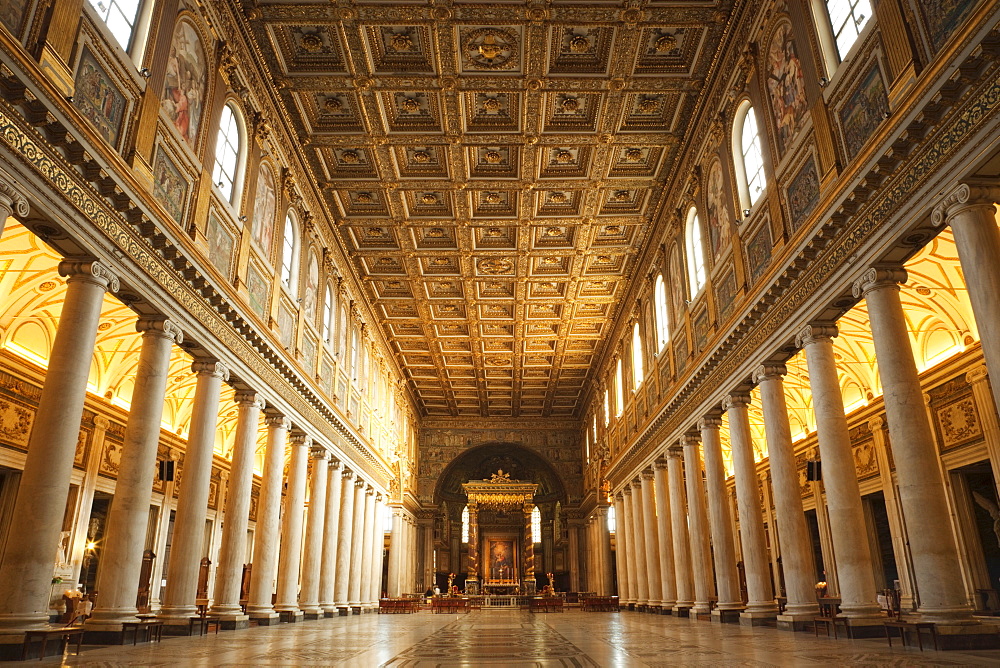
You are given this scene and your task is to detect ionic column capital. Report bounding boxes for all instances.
[329,458,343,471]
[796,324,838,348]
[722,392,751,411]
[192,358,230,381]
[289,431,312,447]
[365,484,376,495]
[309,446,330,460]
[341,467,355,480]
[630,477,643,490]
[867,415,885,431]
[966,364,990,385]
[852,266,907,299]
[640,468,654,481]
[136,317,184,344]
[58,258,120,292]
[622,484,633,496]
[698,416,722,430]
[614,491,624,501]
[931,181,1000,226]
[265,414,291,430]
[0,174,30,220]
[666,445,684,458]
[654,456,669,470]
[235,390,265,410]
[354,477,367,489]
[680,433,700,447]
[752,363,786,384]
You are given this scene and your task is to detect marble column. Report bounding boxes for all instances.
[933,183,1000,415]
[621,487,639,606]
[358,486,376,609]
[299,447,329,618]
[149,450,179,611]
[85,319,182,633]
[966,366,1000,499]
[612,493,629,602]
[753,364,821,627]
[797,326,883,623]
[387,507,403,598]
[725,392,779,622]
[207,390,264,627]
[568,524,580,593]
[274,432,310,621]
[598,507,614,597]
[370,494,385,603]
[682,434,715,616]
[348,480,367,610]
[159,359,229,626]
[319,459,343,616]
[667,447,694,613]
[652,459,677,610]
[853,268,976,624]
[0,260,118,632]
[700,417,744,618]
[422,523,434,592]
[0,174,29,237]
[629,478,650,608]
[639,470,662,609]
[333,470,357,614]
[246,416,289,623]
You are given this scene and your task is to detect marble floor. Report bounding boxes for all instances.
[29,610,1000,667]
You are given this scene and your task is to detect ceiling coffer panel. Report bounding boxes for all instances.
[248,1,734,417]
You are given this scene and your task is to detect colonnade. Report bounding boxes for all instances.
[608,184,1000,640]
[386,507,419,597]
[0,182,387,646]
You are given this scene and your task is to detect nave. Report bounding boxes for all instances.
[28,610,1000,667]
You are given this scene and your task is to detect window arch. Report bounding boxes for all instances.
[614,358,624,418]
[733,101,767,211]
[280,211,299,293]
[654,274,670,350]
[685,207,707,296]
[212,103,244,203]
[323,284,335,345]
[631,322,644,389]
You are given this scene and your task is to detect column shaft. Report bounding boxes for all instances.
[700,418,744,612]
[621,488,639,606]
[159,360,228,623]
[629,480,650,606]
[299,449,329,617]
[682,435,715,615]
[754,365,821,623]
[246,416,289,621]
[612,494,629,602]
[387,509,403,598]
[333,471,357,611]
[726,393,779,619]
[639,471,662,608]
[798,328,882,619]
[208,391,263,623]
[854,269,974,623]
[652,461,677,609]
[668,449,694,611]
[0,261,117,631]
[319,460,343,615]
[274,433,309,617]
[358,488,376,608]
[348,481,367,608]
[568,525,580,593]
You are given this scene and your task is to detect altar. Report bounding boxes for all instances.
[461,471,539,596]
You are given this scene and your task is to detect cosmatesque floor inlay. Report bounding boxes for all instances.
[29,610,1000,667]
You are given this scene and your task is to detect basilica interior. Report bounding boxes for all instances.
[1,0,1000,663]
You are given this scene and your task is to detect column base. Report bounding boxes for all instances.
[304,612,323,620]
[712,608,743,623]
[923,622,1000,650]
[672,605,692,618]
[351,606,362,615]
[248,612,280,626]
[337,607,351,616]
[776,615,813,632]
[218,614,250,631]
[278,610,304,623]
[691,603,712,616]
[739,609,778,626]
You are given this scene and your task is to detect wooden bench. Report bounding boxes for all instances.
[529,597,564,613]
[21,627,84,661]
[378,598,419,614]
[581,596,619,612]
[188,614,221,636]
[431,597,469,614]
[121,619,164,645]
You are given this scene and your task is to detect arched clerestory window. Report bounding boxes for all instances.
[685,207,707,296]
[654,274,670,351]
[86,0,154,60]
[631,322,644,389]
[614,358,624,417]
[824,0,872,62]
[212,103,245,204]
[323,284,335,346]
[733,102,767,211]
[280,212,299,293]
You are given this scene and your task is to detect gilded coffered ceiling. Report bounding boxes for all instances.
[244,1,735,418]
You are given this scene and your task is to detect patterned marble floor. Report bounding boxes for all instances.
[29,610,1000,667]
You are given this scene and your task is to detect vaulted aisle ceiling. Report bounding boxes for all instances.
[243,2,737,418]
